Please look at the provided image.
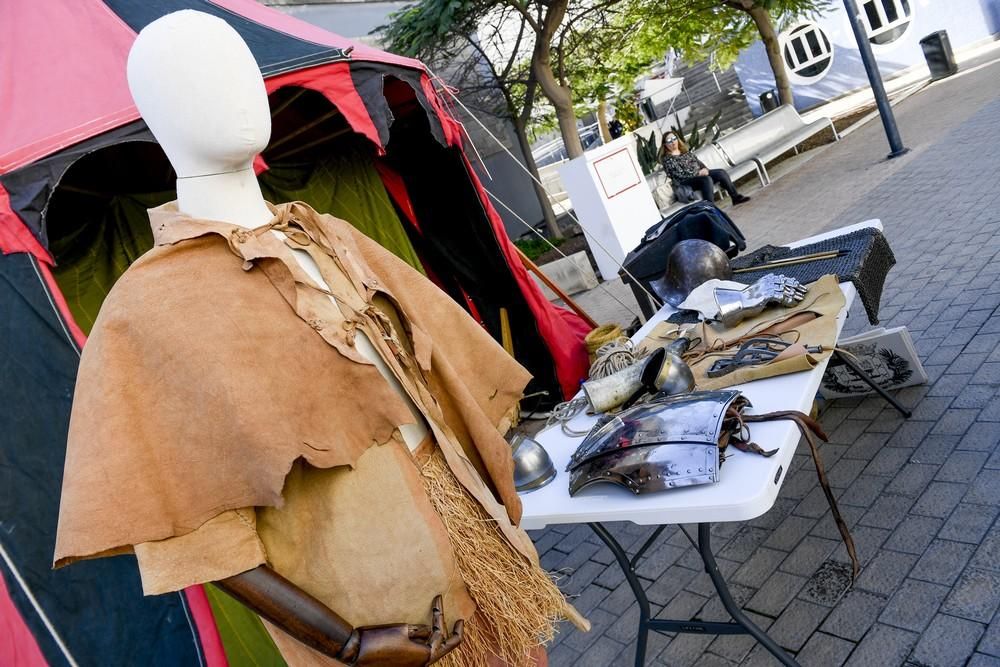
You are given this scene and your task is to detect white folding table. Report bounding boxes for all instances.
[521,220,886,667]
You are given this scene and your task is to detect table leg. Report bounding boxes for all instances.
[832,350,912,418]
[588,522,653,667]
[587,522,800,667]
[696,524,799,667]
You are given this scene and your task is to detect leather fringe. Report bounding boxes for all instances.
[741,410,861,579]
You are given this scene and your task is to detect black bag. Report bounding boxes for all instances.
[671,180,698,204]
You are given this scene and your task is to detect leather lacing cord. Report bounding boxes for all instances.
[684,331,804,368]
[741,409,860,579]
[721,404,779,458]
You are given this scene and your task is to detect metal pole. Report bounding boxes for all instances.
[842,0,908,158]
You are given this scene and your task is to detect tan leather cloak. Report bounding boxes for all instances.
[54,202,532,567]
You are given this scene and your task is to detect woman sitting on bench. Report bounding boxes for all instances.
[660,133,751,205]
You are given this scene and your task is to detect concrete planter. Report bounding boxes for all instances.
[531,251,599,300]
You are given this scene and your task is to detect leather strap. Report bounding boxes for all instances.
[742,410,860,579]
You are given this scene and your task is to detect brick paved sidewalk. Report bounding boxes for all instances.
[532,58,1000,666]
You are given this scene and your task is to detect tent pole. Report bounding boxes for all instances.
[515,247,598,329]
[269,88,308,119]
[266,108,342,153]
[268,127,353,161]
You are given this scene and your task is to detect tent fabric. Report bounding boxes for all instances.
[203,584,286,666]
[0,1,138,174]
[457,152,591,400]
[0,124,156,249]
[49,192,167,335]
[183,586,229,667]
[264,62,386,154]
[0,568,47,667]
[0,252,209,666]
[258,141,426,276]
[0,0,589,403]
[0,183,51,264]
[0,0,591,662]
[0,0,423,174]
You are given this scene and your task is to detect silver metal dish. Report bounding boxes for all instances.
[509,433,557,493]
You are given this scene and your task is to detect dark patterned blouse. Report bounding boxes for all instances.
[661,151,705,181]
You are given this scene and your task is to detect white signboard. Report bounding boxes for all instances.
[592,148,641,199]
[558,135,660,280]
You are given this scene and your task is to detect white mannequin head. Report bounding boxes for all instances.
[127,10,270,177]
[127,10,273,226]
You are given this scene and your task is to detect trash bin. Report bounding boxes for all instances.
[759,89,779,113]
[919,30,958,80]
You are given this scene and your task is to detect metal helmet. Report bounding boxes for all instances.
[651,239,733,307]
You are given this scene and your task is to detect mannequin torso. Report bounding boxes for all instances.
[276,236,429,449]
[122,12,460,665]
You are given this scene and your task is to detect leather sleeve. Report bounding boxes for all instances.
[133,508,267,595]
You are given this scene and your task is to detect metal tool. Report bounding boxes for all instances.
[732,249,846,274]
[707,337,824,378]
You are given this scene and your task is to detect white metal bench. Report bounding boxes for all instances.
[694,142,766,188]
[713,105,839,185]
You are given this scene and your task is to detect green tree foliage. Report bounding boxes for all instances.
[671,109,723,150]
[382,0,597,160]
[627,0,831,106]
[379,4,570,237]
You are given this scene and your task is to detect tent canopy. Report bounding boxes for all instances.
[0,0,420,174]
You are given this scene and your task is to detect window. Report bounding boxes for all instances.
[780,23,834,83]
[860,0,912,45]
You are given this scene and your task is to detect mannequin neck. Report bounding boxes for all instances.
[175,167,273,228]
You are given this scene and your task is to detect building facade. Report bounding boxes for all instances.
[735,0,1000,115]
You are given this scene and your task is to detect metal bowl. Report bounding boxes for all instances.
[509,433,556,493]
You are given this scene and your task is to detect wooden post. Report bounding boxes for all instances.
[515,247,599,329]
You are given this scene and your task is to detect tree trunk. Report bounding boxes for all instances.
[512,118,566,240]
[747,5,794,107]
[597,100,611,144]
[533,59,582,158]
[513,76,566,240]
[532,0,583,159]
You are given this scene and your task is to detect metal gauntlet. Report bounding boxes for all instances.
[714,274,808,327]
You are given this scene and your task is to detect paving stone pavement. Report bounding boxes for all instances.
[531,59,1000,666]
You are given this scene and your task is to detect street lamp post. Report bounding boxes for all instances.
[842,0,908,158]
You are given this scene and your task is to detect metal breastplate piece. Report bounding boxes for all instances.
[567,390,742,496]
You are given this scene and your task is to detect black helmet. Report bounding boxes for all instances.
[651,239,732,307]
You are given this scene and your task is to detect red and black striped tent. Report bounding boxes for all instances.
[0,1,590,664]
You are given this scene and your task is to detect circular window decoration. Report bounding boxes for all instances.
[860,0,913,46]
[780,23,834,84]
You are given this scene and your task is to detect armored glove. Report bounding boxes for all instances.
[336,595,464,666]
[713,274,808,327]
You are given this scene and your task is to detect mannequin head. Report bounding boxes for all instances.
[127,10,270,178]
